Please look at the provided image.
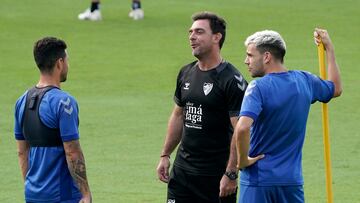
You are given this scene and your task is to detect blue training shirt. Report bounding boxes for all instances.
[239,70,334,186]
[14,88,82,202]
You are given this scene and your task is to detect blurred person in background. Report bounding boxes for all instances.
[78,0,144,21]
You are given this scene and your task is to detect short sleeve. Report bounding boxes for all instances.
[308,73,335,103]
[239,80,263,121]
[226,73,247,117]
[174,70,184,107]
[58,96,80,142]
[14,94,26,140]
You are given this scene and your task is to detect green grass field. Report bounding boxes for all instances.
[1,0,359,202]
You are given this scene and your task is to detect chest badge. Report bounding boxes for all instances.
[203,83,213,96]
[184,82,190,90]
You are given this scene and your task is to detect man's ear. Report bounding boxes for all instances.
[263,52,271,64]
[54,58,63,71]
[213,32,222,44]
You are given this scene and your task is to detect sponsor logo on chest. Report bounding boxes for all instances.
[184,102,203,129]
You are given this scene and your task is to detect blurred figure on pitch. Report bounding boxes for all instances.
[235,29,342,203]
[78,0,144,21]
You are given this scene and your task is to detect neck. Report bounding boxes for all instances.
[37,74,61,88]
[197,52,223,71]
[265,63,287,74]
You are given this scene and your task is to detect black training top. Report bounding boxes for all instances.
[173,61,247,176]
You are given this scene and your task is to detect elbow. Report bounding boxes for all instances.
[333,85,343,98]
[235,125,249,139]
[17,148,29,157]
[65,150,80,160]
[17,150,26,157]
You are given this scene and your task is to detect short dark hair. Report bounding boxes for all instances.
[33,37,67,73]
[192,11,226,49]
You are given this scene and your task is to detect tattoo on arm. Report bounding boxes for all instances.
[64,140,90,194]
[68,157,89,193]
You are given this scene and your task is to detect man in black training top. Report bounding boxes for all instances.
[156,11,247,203]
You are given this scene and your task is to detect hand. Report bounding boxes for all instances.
[314,28,334,50]
[237,154,265,170]
[79,195,92,203]
[156,157,171,183]
[219,175,237,197]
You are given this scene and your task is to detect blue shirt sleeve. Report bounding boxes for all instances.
[14,93,26,140]
[57,95,80,142]
[239,80,263,121]
[40,90,80,142]
[307,72,335,103]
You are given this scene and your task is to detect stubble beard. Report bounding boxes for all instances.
[60,72,67,82]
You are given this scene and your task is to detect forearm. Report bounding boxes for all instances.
[226,136,238,171]
[161,106,183,156]
[314,28,342,97]
[226,117,239,171]
[18,153,28,181]
[325,46,342,97]
[64,141,91,197]
[235,117,264,170]
[234,117,252,169]
[161,116,183,156]
[16,141,29,181]
[236,128,250,165]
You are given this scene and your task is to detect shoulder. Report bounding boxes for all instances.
[47,88,76,100]
[214,62,248,91]
[220,62,245,80]
[292,70,314,78]
[179,61,197,73]
[245,80,259,94]
[176,61,198,82]
[14,91,28,114]
[44,88,78,107]
[217,62,239,75]
[15,91,28,106]
[291,70,319,83]
[246,78,269,95]
[218,62,247,82]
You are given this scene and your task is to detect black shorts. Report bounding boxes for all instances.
[167,166,237,203]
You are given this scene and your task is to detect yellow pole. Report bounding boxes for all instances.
[317,42,334,203]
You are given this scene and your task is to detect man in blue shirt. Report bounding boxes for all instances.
[234,28,342,203]
[15,37,92,203]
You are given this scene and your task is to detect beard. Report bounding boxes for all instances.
[249,64,266,78]
[251,70,265,78]
[60,72,67,82]
[192,46,211,60]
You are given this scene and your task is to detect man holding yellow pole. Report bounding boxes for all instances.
[235,28,342,203]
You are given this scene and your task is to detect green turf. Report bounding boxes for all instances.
[0,0,359,202]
